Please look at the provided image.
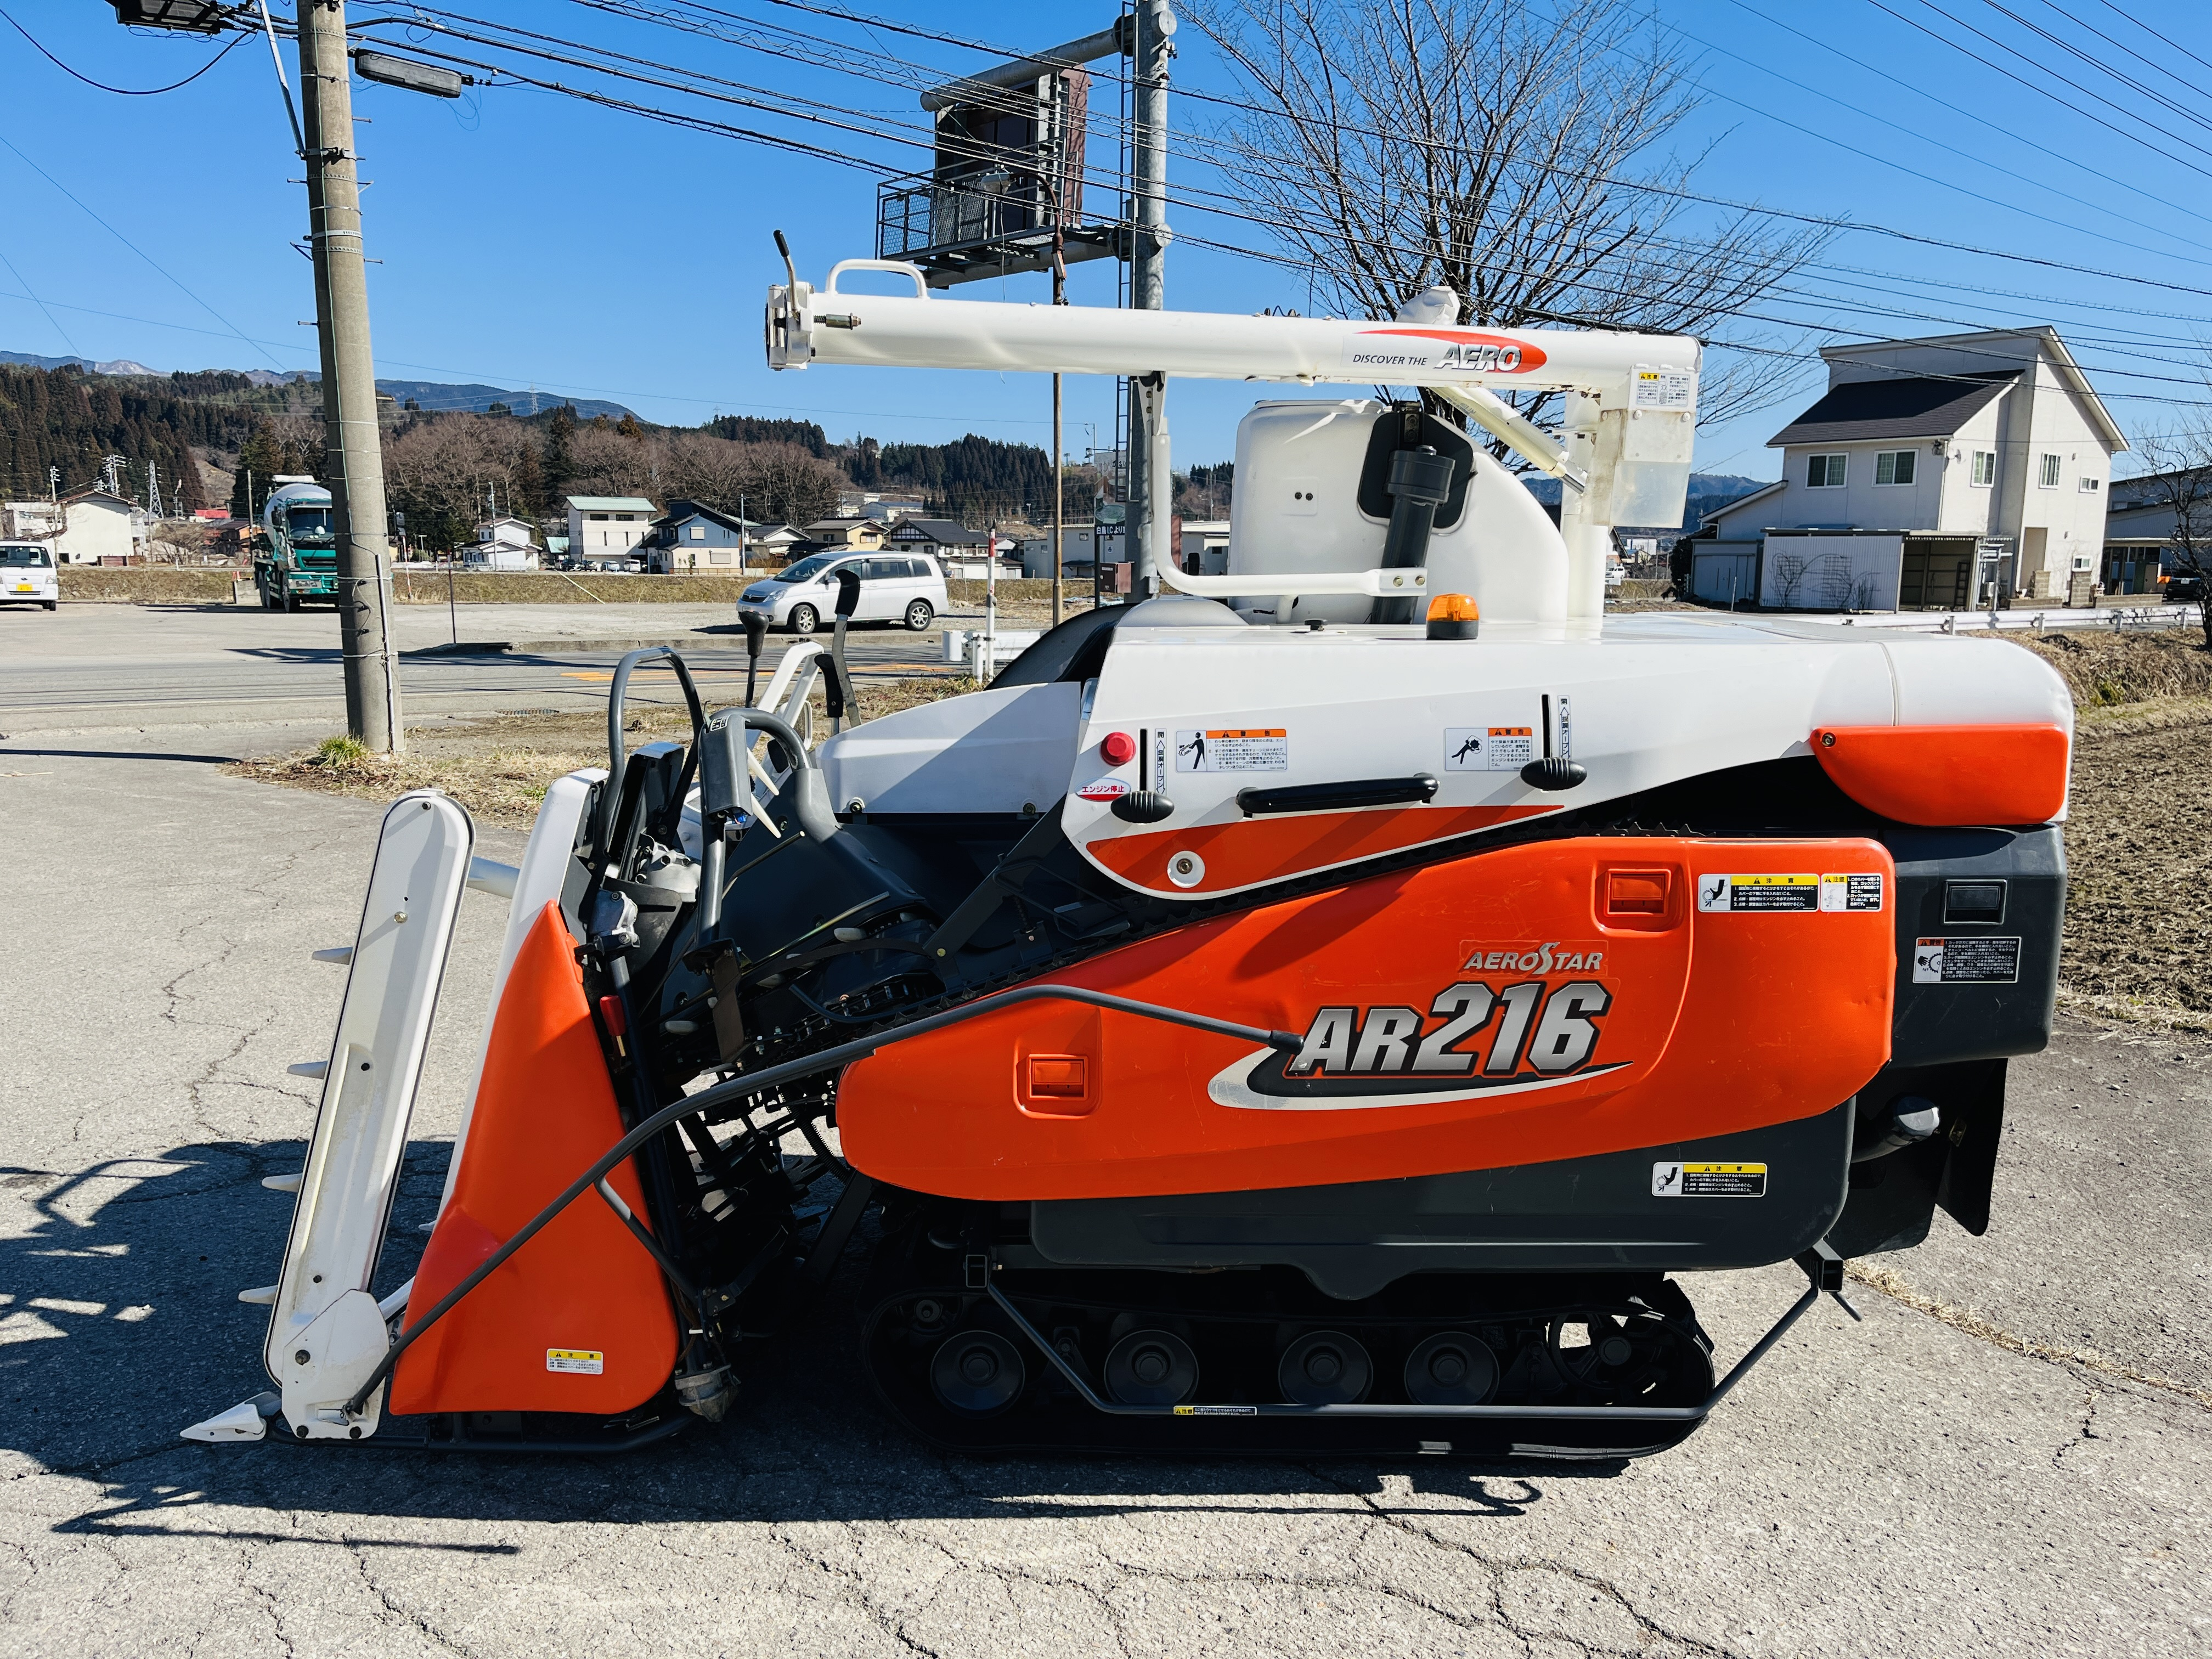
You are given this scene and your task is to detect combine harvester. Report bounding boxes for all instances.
[186,251,2068,1459]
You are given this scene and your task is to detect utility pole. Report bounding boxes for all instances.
[298,1,403,753]
[1124,0,1173,600]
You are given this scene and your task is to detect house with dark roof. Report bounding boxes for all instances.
[639,499,764,574]
[1696,329,2124,611]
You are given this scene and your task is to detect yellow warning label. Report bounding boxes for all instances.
[1652,1161,1768,1198]
[546,1347,605,1375]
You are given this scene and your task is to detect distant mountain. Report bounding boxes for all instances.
[1,349,632,419]
[0,349,160,376]
[1521,470,1771,532]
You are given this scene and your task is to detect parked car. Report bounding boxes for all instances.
[2165,572,2205,602]
[738,551,946,635]
[1,541,59,610]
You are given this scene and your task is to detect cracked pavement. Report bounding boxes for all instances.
[2,722,2208,1657]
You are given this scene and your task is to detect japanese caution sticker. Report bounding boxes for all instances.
[1912,936,2022,984]
[1696,873,1819,912]
[546,1347,605,1375]
[1444,726,1536,771]
[1820,873,1886,912]
[1176,728,1288,772]
[1652,1161,1768,1198]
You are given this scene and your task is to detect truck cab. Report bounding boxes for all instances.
[255,481,338,611]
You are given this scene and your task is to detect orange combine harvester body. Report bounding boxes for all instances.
[196,280,2074,1463]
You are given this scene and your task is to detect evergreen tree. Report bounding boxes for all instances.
[544,404,576,500]
[230,416,284,519]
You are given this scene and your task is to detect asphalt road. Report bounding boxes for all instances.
[2,708,2208,1654]
[0,601,968,736]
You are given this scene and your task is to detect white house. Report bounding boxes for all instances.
[2,500,60,544]
[1698,328,2125,611]
[46,489,139,566]
[464,516,540,570]
[564,495,656,561]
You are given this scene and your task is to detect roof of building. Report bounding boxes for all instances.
[565,495,657,511]
[1818,326,2127,453]
[888,517,989,545]
[1768,370,2019,448]
[657,500,762,532]
[59,488,134,510]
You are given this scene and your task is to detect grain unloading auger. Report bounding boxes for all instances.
[185,262,2071,1459]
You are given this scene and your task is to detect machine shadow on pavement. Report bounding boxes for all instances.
[4,1137,1620,1539]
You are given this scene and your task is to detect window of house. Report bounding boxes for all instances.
[1875,450,1916,486]
[1806,453,1847,488]
[2039,453,2061,488]
[617,514,635,522]
[690,524,706,539]
[2080,476,2101,493]
[589,512,609,521]
[1971,451,1996,487]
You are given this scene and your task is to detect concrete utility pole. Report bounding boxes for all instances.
[1125,0,1173,600]
[298,1,403,752]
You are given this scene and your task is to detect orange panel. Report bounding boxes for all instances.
[1085,802,1560,895]
[1813,723,2069,826]
[392,903,676,1416]
[838,837,1895,1200]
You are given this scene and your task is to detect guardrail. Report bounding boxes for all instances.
[1781,601,2204,635]
[941,627,1042,681]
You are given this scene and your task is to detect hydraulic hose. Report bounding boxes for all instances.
[346,986,1302,1415]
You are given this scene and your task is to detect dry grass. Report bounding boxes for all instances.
[1988,624,2212,707]
[227,677,970,827]
[59,566,242,603]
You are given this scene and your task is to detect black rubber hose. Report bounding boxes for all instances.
[346,986,1302,1414]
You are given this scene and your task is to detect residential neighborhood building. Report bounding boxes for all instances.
[2,500,60,543]
[1180,518,1229,575]
[1694,328,2123,610]
[462,516,540,570]
[564,495,657,561]
[885,517,989,558]
[835,489,928,521]
[801,516,890,551]
[746,522,808,563]
[639,499,763,574]
[42,488,140,565]
[2098,467,2208,595]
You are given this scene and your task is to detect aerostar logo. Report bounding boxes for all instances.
[1342,329,1550,376]
[1462,940,1606,974]
[1208,977,1627,1111]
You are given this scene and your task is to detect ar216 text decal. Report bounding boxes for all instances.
[1290,979,1612,1081]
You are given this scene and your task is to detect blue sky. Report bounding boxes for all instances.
[8,1,2212,483]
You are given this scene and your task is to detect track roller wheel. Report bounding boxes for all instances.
[1546,1312,1703,1404]
[930,1330,1024,1415]
[1278,1330,1372,1405]
[1403,1331,1499,1406]
[1104,1329,1199,1406]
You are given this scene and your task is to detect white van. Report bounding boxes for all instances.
[1,542,58,610]
[738,551,946,635]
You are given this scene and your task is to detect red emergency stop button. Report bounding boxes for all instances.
[1099,731,1137,765]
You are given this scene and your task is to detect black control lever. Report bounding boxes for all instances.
[740,610,767,707]
[826,567,861,730]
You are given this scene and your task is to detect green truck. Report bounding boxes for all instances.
[253,481,338,610]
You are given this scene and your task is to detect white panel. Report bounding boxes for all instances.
[1224,400,1568,628]
[266,791,472,1389]
[1884,633,2074,730]
[819,681,1082,814]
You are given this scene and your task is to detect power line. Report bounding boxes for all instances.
[1,7,247,94]
[0,131,283,370]
[1709,0,2212,240]
[1981,0,2212,143]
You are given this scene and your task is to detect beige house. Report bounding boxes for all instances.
[1699,328,2125,610]
[565,496,657,561]
[48,489,141,565]
[802,516,889,550]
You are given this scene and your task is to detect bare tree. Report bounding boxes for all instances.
[1192,0,1827,437]
[2128,426,2212,647]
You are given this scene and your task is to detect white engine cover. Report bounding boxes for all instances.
[819,680,1082,815]
[1226,399,1569,628]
